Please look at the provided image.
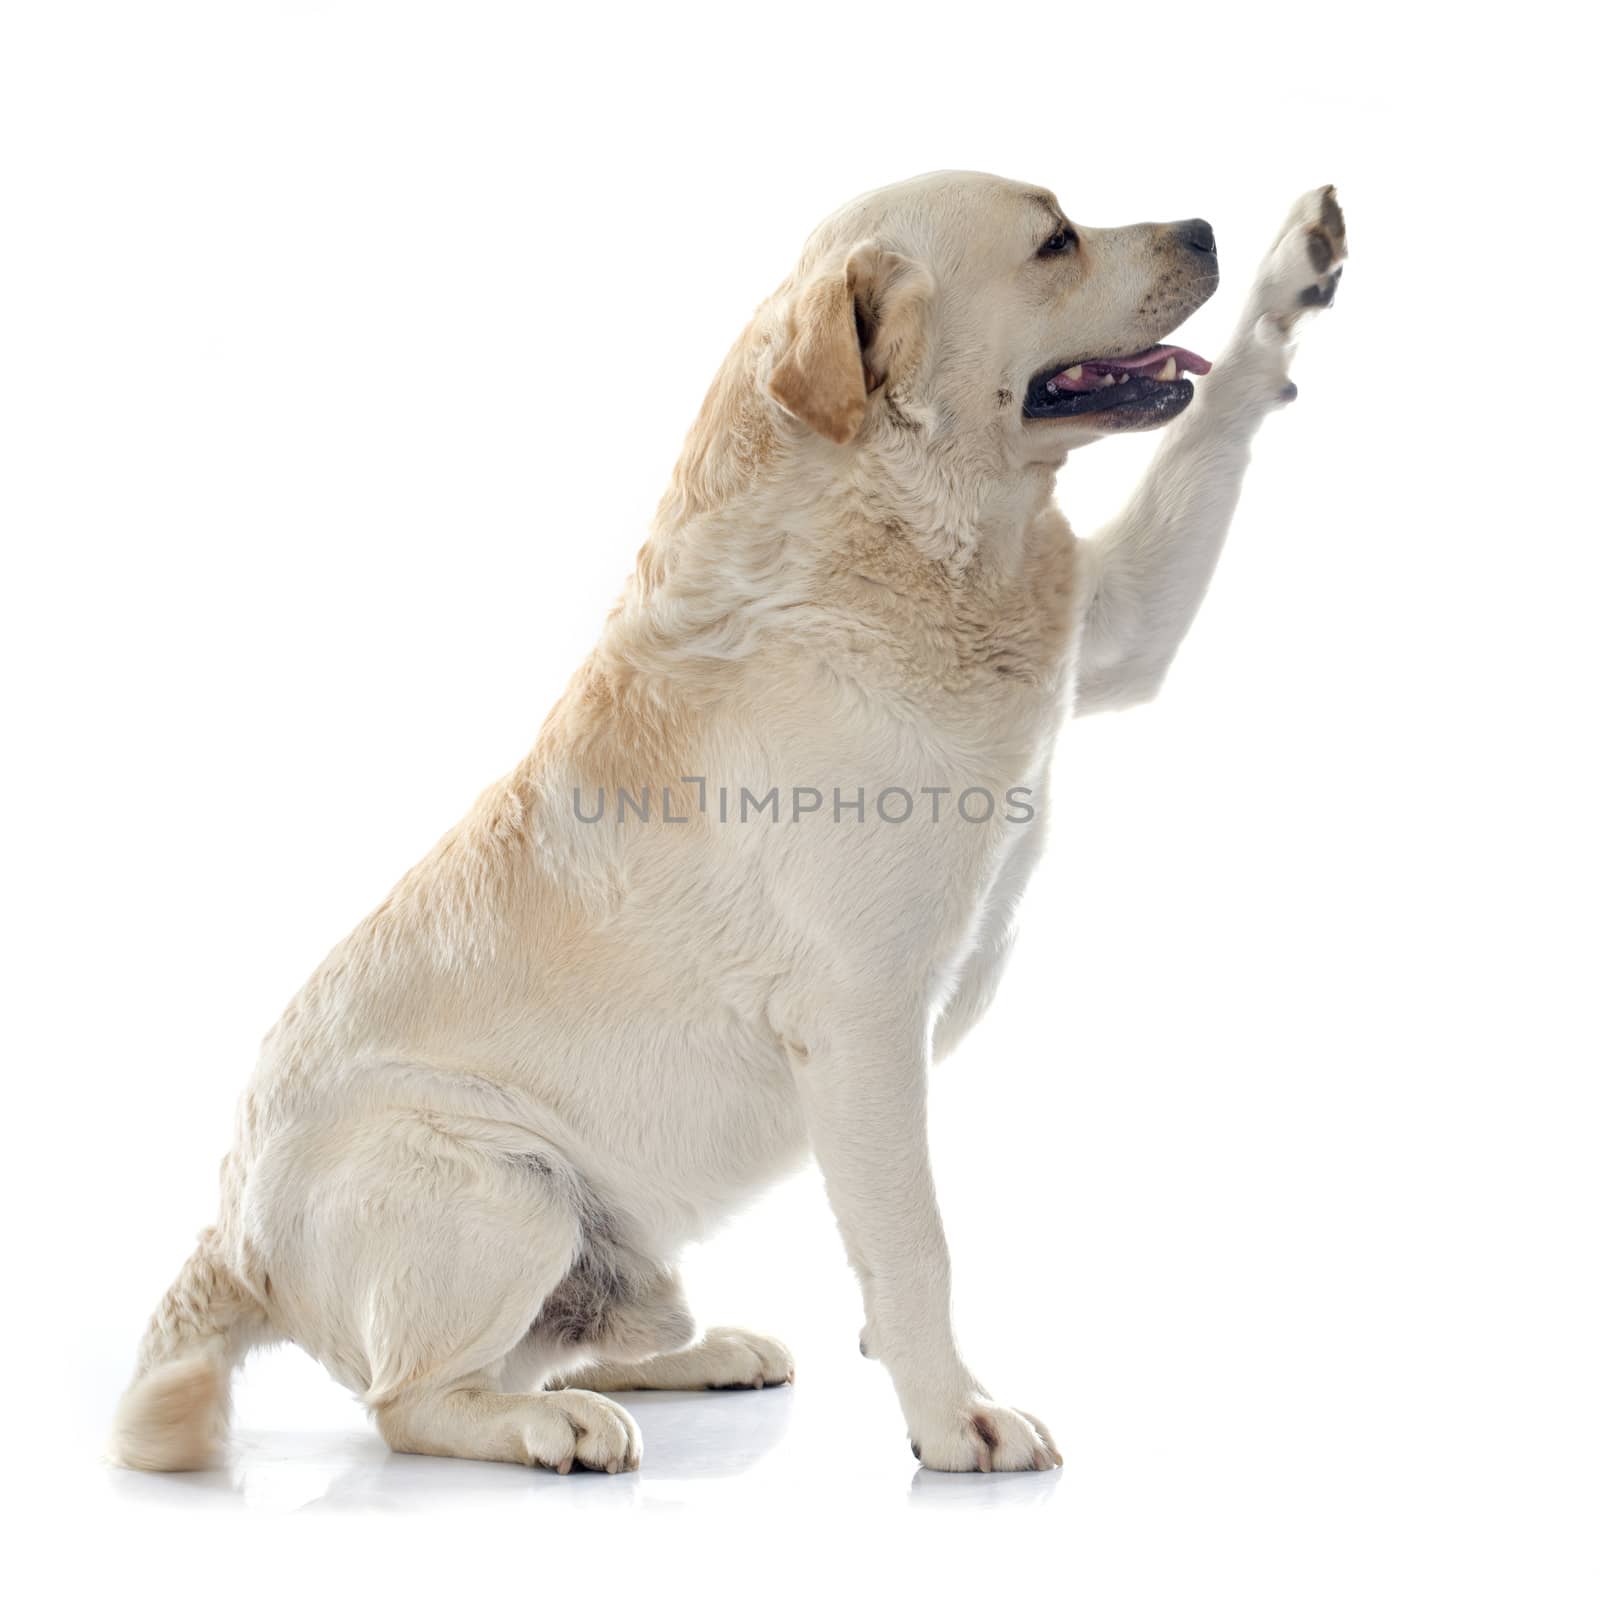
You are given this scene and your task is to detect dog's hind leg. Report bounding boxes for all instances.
[548,1326,795,1392]
[497,1256,693,1388]
[265,1110,642,1472]
[496,1252,795,1395]
[377,1376,641,1473]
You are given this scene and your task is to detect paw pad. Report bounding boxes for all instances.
[1258,184,1348,327]
[1299,264,1343,307]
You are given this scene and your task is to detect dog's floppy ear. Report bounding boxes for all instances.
[767,242,934,445]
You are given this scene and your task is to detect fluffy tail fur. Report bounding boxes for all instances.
[112,1231,260,1471]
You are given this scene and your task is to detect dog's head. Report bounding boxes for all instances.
[763,171,1219,459]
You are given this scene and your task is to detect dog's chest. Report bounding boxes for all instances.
[826,515,1082,742]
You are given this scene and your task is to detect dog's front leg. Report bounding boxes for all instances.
[791,1008,1060,1472]
[1075,188,1348,714]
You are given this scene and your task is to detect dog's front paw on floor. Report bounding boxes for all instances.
[700,1326,795,1390]
[909,1402,1062,1473]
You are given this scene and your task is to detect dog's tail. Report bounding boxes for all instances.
[111,1230,262,1471]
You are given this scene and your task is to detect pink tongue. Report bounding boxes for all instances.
[1047,344,1212,393]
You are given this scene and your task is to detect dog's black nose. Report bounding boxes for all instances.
[1176,218,1217,256]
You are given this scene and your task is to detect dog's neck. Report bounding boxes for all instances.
[637,336,1059,606]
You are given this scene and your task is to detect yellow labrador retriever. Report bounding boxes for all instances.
[115,171,1346,1474]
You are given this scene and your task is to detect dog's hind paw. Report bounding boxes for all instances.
[548,1325,794,1393]
[699,1327,795,1390]
[522,1390,642,1474]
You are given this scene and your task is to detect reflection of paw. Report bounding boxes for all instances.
[524,1389,641,1474]
[910,1400,1062,1473]
[1254,185,1348,331]
[700,1326,795,1389]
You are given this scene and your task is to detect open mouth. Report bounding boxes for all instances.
[1022,344,1213,422]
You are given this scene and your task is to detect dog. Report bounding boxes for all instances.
[113,171,1346,1474]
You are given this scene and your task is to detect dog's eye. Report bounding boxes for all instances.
[1038,226,1077,257]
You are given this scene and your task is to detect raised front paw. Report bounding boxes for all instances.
[910,1399,1062,1473]
[1255,185,1348,329]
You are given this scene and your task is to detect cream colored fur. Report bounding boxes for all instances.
[112,172,1346,1476]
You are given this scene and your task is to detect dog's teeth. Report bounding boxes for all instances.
[1063,365,1083,381]
[1155,357,1178,381]
[1118,372,1129,384]
[1098,373,1116,388]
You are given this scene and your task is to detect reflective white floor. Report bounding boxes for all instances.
[98,1386,1061,1517]
[47,1322,1593,1596]
[48,1179,1592,1594]
[67,1374,1071,1593]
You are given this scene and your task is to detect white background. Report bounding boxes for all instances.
[2,2,1595,1594]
